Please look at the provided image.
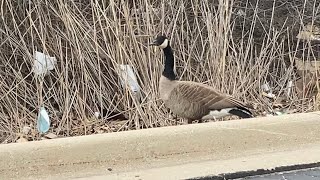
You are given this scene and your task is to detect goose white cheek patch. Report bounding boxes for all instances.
[159,39,168,49]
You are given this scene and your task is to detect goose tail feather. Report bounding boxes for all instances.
[228,106,253,118]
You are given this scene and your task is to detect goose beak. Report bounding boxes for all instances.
[149,40,158,46]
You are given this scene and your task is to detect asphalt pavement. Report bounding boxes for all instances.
[238,167,320,180]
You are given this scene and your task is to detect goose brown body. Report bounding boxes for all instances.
[160,76,251,120]
[150,35,253,122]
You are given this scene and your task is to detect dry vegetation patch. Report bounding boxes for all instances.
[0,0,320,143]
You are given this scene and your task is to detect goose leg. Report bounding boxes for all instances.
[175,115,178,125]
[188,119,203,124]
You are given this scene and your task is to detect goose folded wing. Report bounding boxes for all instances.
[176,82,249,110]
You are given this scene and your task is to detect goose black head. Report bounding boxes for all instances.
[149,35,169,49]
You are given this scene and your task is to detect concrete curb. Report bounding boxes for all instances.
[1,112,320,179]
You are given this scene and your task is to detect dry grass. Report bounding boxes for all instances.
[0,0,319,143]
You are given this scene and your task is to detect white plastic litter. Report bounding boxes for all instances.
[94,111,100,118]
[37,106,50,133]
[261,83,276,99]
[261,83,271,92]
[33,51,56,76]
[118,64,140,94]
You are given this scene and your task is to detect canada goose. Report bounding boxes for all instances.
[149,35,253,123]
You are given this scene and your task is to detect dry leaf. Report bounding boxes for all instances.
[96,129,104,134]
[17,137,28,143]
[296,24,320,41]
[262,92,276,99]
[283,109,297,114]
[22,126,31,135]
[295,58,320,75]
[44,133,58,139]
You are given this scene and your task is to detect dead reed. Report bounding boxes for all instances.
[0,0,319,143]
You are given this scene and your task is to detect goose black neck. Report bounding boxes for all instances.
[162,45,176,80]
